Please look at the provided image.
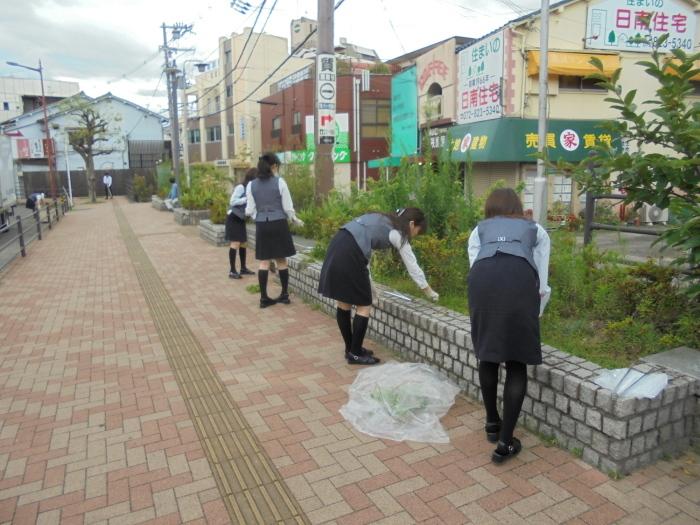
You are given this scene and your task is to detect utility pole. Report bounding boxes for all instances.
[533,0,550,225]
[161,22,193,195]
[314,0,335,200]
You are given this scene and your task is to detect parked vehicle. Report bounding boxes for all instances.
[0,135,18,232]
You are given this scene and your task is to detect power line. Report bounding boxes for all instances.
[199,0,347,120]
[380,0,406,54]
[233,0,280,84]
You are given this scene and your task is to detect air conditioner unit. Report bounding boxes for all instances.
[641,204,668,224]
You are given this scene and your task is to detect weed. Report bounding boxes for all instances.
[572,447,583,458]
[245,284,260,294]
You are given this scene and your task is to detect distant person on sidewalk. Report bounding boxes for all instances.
[25,192,45,211]
[103,173,113,199]
[226,168,256,279]
[164,177,179,211]
[318,208,439,365]
[467,188,551,464]
[245,153,303,308]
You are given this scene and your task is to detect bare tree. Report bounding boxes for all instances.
[63,99,115,203]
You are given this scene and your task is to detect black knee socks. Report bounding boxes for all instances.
[258,270,269,299]
[229,248,237,273]
[239,247,247,270]
[279,268,289,295]
[350,315,369,356]
[501,361,527,444]
[336,308,352,351]
[478,360,528,445]
[478,361,501,425]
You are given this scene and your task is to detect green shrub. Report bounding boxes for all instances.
[284,163,315,212]
[132,174,156,202]
[180,163,231,210]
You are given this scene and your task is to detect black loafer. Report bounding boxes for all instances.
[485,421,501,443]
[275,293,291,304]
[229,271,242,279]
[240,268,255,275]
[346,352,381,365]
[259,297,276,308]
[491,438,522,464]
[344,347,374,360]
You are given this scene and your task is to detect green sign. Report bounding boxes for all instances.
[281,114,350,164]
[447,118,618,162]
[390,67,418,157]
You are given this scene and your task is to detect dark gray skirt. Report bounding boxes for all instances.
[225,213,247,242]
[467,252,542,365]
[255,219,296,260]
[318,229,372,306]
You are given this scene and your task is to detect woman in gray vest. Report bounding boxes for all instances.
[226,168,257,279]
[467,188,551,464]
[246,153,304,308]
[318,208,439,365]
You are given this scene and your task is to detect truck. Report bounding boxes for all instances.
[0,135,18,232]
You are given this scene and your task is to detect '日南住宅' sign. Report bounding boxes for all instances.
[316,53,336,145]
[457,31,505,125]
[585,0,697,52]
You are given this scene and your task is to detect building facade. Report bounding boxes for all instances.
[0,76,80,122]
[259,71,391,192]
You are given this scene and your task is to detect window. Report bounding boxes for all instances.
[361,99,390,138]
[225,50,231,66]
[426,83,443,120]
[559,75,605,91]
[215,96,221,111]
[226,84,233,98]
[292,112,302,134]
[228,122,235,136]
[2,102,8,111]
[207,126,221,142]
[188,129,201,144]
[271,116,281,138]
[207,98,214,114]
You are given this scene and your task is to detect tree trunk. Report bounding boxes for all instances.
[87,156,96,203]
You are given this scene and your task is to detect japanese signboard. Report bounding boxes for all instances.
[390,67,418,157]
[447,118,618,163]
[11,138,54,159]
[316,53,336,145]
[282,114,350,164]
[585,0,697,52]
[457,31,504,124]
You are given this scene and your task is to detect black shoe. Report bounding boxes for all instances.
[491,438,522,464]
[275,293,291,304]
[240,268,255,275]
[229,271,242,279]
[485,421,501,443]
[260,297,276,308]
[346,352,381,365]
[344,347,374,360]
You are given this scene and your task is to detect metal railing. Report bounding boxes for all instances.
[0,199,72,271]
[583,192,664,245]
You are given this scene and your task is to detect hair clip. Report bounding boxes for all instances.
[396,208,406,216]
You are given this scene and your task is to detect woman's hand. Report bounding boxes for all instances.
[423,286,439,302]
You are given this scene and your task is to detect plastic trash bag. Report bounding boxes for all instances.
[593,368,668,399]
[339,361,461,443]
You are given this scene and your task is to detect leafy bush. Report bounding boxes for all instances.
[132,174,156,202]
[284,163,315,212]
[180,164,230,210]
[209,192,229,225]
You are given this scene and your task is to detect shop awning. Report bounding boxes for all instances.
[446,118,617,163]
[527,50,620,77]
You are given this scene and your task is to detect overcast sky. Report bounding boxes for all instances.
[0,0,540,115]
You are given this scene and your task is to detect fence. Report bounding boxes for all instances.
[583,193,664,245]
[0,199,71,272]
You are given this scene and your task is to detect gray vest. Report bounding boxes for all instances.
[250,177,286,222]
[342,213,394,260]
[474,217,538,271]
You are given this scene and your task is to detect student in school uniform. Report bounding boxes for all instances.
[245,153,304,308]
[318,208,439,365]
[226,168,257,279]
[467,188,551,464]
[102,173,113,199]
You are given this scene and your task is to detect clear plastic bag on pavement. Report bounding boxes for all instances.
[593,368,668,399]
[339,361,461,444]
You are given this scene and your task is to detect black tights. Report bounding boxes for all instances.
[478,360,527,445]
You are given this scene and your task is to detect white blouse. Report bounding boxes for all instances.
[388,229,429,290]
[227,184,247,215]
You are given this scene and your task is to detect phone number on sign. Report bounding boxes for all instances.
[645,35,694,50]
[460,105,501,120]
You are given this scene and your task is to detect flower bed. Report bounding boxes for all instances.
[199,219,227,246]
[283,248,698,475]
[151,195,167,211]
[174,208,209,226]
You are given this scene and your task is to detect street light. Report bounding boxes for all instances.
[6,59,57,200]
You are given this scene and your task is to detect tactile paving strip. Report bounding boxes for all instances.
[115,204,309,525]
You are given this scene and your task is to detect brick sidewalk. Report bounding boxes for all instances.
[0,199,697,524]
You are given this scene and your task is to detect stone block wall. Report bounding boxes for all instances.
[174,208,210,226]
[199,220,227,246]
[286,253,699,474]
[151,195,167,211]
